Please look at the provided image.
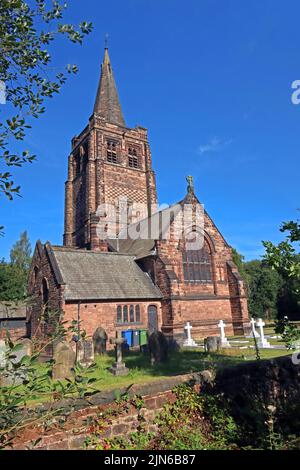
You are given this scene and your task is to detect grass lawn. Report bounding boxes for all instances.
[82,345,292,393]
[15,323,294,405]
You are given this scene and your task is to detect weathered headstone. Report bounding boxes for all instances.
[18,338,33,357]
[109,331,129,376]
[148,331,169,365]
[52,341,75,380]
[246,318,260,339]
[0,338,33,386]
[256,318,271,348]
[77,339,94,366]
[183,322,197,347]
[93,327,108,355]
[218,320,231,347]
[0,339,7,369]
[204,336,221,353]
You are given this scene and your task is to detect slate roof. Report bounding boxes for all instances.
[93,48,125,127]
[51,247,162,301]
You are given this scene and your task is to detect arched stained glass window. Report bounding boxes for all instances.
[182,239,212,283]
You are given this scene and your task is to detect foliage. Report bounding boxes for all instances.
[263,217,300,291]
[233,246,300,320]
[244,260,283,319]
[0,0,92,202]
[0,312,97,449]
[0,231,32,300]
[275,317,300,350]
[10,230,32,270]
[0,260,27,300]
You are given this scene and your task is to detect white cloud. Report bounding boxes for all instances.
[198,136,233,155]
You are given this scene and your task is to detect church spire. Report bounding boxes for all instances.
[93,45,125,127]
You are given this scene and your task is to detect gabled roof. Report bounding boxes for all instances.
[50,246,162,301]
[93,47,125,127]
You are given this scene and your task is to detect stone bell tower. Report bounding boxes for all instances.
[63,47,157,250]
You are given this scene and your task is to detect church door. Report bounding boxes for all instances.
[148,305,158,334]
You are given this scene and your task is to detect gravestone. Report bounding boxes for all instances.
[93,327,108,355]
[0,338,33,386]
[256,318,271,349]
[109,331,129,376]
[0,339,7,369]
[18,338,33,357]
[148,331,169,365]
[52,341,75,380]
[218,320,231,347]
[183,322,197,347]
[246,318,260,339]
[204,336,221,353]
[77,339,94,366]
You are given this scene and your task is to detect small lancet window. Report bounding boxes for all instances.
[117,305,122,323]
[128,148,139,168]
[107,140,118,164]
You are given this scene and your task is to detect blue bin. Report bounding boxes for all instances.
[122,330,133,347]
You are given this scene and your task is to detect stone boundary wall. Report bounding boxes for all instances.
[9,355,299,450]
[11,373,200,450]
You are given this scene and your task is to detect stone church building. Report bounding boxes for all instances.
[28,47,249,347]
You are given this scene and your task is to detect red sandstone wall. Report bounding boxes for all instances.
[64,118,157,249]
[154,207,249,339]
[63,300,162,348]
[27,243,64,339]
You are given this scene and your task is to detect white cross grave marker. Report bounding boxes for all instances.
[183,322,197,347]
[218,320,231,347]
[249,317,260,338]
[256,318,271,348]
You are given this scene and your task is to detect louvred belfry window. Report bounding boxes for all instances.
[128,148,139,168]
[107,140,118,163]
[182,239,213,283]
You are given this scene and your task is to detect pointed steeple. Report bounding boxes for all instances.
[93,47,125,127]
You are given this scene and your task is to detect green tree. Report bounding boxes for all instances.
[0,0,92,202]
[10,230,31,270]
[231,247,247,281]
[0,231,32,300]
[263,218,300,288]
[244,260,282,320]
[232,248,283,320]
[0,260,26,300]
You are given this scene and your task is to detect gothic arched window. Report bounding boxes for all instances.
[128,148,139,168]
[41,278,49,320]
[182,239,213,283]
[107,140,118,164]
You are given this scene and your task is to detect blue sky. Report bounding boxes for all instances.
[1,0,300,261]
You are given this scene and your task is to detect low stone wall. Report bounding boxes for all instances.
[9,355,300,450]
[10,373,200,450]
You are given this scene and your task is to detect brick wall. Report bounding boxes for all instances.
[153,205,249,340]
[27,242,64,339]
[10,374,195,450]
[64,300,162,349]
[63,118,157,250]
